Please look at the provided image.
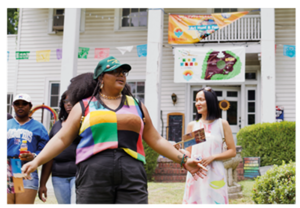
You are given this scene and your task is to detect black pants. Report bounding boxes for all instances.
[75,149,148,204]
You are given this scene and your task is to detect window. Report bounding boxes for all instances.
[114,8,148,31]
[49,83,60,128]
[214,8,238,13]
[48,8,85,34]
[127,81,145,103]
[246,89,256,125]
[7,94,14,114]
[245,72,256,80]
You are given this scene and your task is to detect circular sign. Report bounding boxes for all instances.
[219,100,230,111]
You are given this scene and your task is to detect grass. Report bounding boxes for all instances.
[34,180,256,204]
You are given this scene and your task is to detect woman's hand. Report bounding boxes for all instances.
[21,160,38,179]
[184,158,208,180]
[201,155,215,167]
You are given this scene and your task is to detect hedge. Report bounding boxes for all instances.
[142,140,159,181]
[252,161,295,204]
[236,121,295,166]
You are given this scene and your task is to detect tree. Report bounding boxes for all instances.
[7,8,19,34]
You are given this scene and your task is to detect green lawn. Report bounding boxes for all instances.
[35,180,256,204]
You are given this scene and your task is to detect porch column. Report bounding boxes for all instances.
[260,9,276,123]
[60,8,81,96]
[145,8,164,131]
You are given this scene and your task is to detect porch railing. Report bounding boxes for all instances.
[201,15,261,42]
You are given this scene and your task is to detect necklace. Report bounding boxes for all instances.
[100,92,122,100]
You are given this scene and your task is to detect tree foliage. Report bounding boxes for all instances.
[7,8,19,34]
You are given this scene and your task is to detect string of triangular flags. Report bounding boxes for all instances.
[7,44,148,62]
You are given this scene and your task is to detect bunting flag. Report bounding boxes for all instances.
[15,51,30,60]
[56,49,62,60]
[36,50,51,62]
[283,45,295,58]
[136,44,147,57]
[95,48,110,59]
[211,11,249,29]
[168,14,219,44]
[116,46,133,55]
[7,51,9,61]
[78,47,90,59]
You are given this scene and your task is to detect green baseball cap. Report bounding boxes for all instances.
[93,56,131,79]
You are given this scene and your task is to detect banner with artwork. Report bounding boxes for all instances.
[168,14,219,44]
[211,11,249,29]
[174,47,245,83]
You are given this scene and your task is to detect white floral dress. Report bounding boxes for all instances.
[182,118,229,204]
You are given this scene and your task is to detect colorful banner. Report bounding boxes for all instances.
[211,11,249,29]
[116,46,133,55]
[94,48,110,59]
[78,47,90,59]
[283,45,295,58]
[174,47,245,83]
[243,157,260,178]
[36,50,51,62]
[56,49,62,60]
[15,51,30,60]
[168,14,219,44]
[137,44,147,57]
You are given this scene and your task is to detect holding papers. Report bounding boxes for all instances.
[176,128,206,149]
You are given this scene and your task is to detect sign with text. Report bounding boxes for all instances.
[167,113,184,143]
[176,128,206,149]
[174,47,245,83]
[243,157,260,178]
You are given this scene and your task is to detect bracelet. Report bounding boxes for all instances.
[180,154,189,169]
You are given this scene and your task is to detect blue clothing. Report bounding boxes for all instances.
[7,118,49,158]
[52,176,76,204]
[23,170,39,190]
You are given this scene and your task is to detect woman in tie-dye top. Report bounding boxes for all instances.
[175,87,236,204]
[22,56,207,204]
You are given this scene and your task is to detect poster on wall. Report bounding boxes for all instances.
[168,14,219,44]
[276,106,284,122]
[174,47,245,83]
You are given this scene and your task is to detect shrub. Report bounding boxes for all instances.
[143,140,159,181]
[251,161,295,204]
[236,121,295,166]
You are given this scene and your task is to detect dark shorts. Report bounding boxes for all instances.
[75,149,148,204]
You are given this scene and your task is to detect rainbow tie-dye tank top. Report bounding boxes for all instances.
[76,95,145,164]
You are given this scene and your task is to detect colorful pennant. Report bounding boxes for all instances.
[137,44,147,57]
[15,51,30,60]
[116,46,134,55]
[36,50,51,62]
[56,49,62,60]
[78,47,90,59]
[95,48,110,59]
[283,45,295,58]
[7,51,10,61]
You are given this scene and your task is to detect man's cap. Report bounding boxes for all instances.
[93,56,131,79]
[13,93,32,104]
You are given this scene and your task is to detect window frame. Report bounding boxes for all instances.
[114,8,148,32]
[246,87,257,125]
[127,81,145,104]
[7,93,14,115]
[48,8,85,34]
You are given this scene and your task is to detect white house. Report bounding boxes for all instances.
[7,8,296,144]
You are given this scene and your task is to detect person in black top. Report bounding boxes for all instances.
[38,91,79,204]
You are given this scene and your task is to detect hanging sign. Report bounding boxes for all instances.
[211,11,249,29]
[283,45,295,58]
[36,50,51,62]
[78,47,90,59]
[137,44,147,57]
[56,49,62,60]
[95,48,110,59]
[15,51,30,60]
[168,14,219,44]
[174,47,245,83]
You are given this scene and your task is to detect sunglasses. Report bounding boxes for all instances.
[106,69,129,77]
[13,101,30,106]
[63,99,71,104]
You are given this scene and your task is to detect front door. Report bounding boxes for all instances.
[192,86,241,144]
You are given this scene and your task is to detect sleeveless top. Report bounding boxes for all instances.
[75,95,145,165]
[182,118,228,204]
